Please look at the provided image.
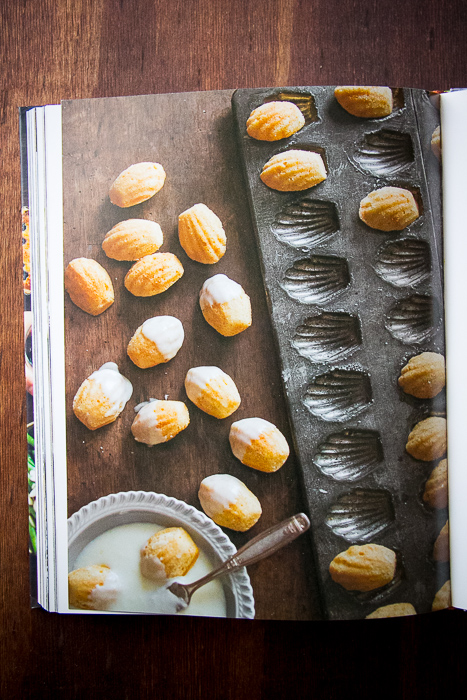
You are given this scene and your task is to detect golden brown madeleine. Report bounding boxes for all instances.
[131,399,190,446]
[432,580,451,611]
[431,126,441,160]
[109,162,166,207]
[73,362,133,430]
[178,203,226,264]
[246,101,305,141]
[359,187,419,231]
[329,544,396,592]
[229,417,290,473]
[260,149,327,192]
[65,257,114,316]
[398,352,445,399]
[334,86,393,118]
[199,273,252,336]
[124,252,184,297]
[184,366,241,419]
[102,219,163,261]
[68,564,120,610]
[406,416,447,461]
[366,603,416,619]
[433,520,449,562]
[140,527,199,581]
[127,316,184,369]
[198,474,262,532]
[423,459,448,509]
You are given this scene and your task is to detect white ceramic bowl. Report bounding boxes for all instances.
[67,490,255,619]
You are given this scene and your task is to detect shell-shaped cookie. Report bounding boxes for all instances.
[184,366,240,419]
[406,416,447,461]
[325,489,394,543]
[303,370,372,422]
[131,399,190,446]
[353,129,414,177]
[127,316,184,368]
[65,258,114,316]
[102,219,163,261]
[260,149,327,191]
[198,474,262,532]
[431,126,441,160]
[271,197,339,248]
[292,312,361,363]
[199,274,252,336]
[385,294,437,345]
[178,203,226,264]
[398,352,445,399]
[281,256,350,304]
[359,187,419,231]
[124,252,184,297]
[73,362,133,431]
[68,564,120,610]
[433,520,449,562]
[432,580,451,611]
[334,86,393,118]
[366,603,416,619]
[374,238,431,288]
[329,544,397,592]
[109,162,166,207]
[229,417,290,473]
[314,429,384,482]
[423,458,448,509]
[246,101,305,141]
[140,527,199,581]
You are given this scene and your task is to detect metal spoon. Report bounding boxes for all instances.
[166,512,310,612]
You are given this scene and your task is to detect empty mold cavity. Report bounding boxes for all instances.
[353,129,414,177]
[292,312,361,363]
[264,91,318,125]
[325,489,395,543]
[272,197,339,249]
[303,369,372,422]
[385,294,438,344]
[281,256,350,304]
[374,238,431,288]
[313,429,383,481]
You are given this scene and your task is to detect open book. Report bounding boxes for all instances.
[20,86,466,620]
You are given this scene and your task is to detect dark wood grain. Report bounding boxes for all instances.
[2,0,467,697]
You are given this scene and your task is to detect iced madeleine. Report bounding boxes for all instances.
[140,527,199,581]
[131,399,189,446]
[73,362,133,430]
[198,474,262,532]
[199,274,251,337]
[185,366,241,419]
[68,564,120,610]
[229,417,289,473]
[127,316,184,368]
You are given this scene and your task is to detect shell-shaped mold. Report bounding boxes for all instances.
[374,238,431,288]
[281,256,350,304]
[313,429,383,481]
[303,370,372,422]
[353,129,414,177]
[325,489,395,542]
[271,197,339,249]
[265,91,318,125]
[385,294,438,344]
[292,312,361,363]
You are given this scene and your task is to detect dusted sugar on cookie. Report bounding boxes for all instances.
[432,580,451,611]
[124,252,184,297]
[65,258,114,316]
[109,162,166,208]
[260,149,327,191]
[229,417,289,473]
[68,564,120,610]
[423,458,448,509]
[140,527,199,582]
[73,362,133,430]
[131,399,189,446]
[199,274,252,336]
[431,126,441,160]
[398,352,445,399]
[334,86,393,118]
[127,316,184,368]
[102,219,163,261]
[406,416,447,461]
[329,544,396,592]
[184,366,241,419]
[366,603,416,619]
[198,474,262,532]
[246,101,305,141]
[433,520,449,562]
[178,203,226,264]
[359,187,419,231]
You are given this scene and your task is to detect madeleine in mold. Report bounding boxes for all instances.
[199,274,251,336]
[433,520,449,562]
[432,580,451,611]
[102,219,163,261]
[423,459,448,509]
[246,101,305,141]
[65,258,114,316]
[359,187,419,232]
[127,316,184,368]
[68,564,120,610]
[73,362,133,430]
[109,162,166,208]
[260,150,327,192]
[398,352,445,399]
[366,603,416,619]
[178,203,226,264]
[406,416,447,461]
[229,417,290,473]
[198,474,262,532]
[329,544,396,592]
[334,86,393,118]
[140,527,199,582]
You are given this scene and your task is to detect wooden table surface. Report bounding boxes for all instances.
[2,0,467,697]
